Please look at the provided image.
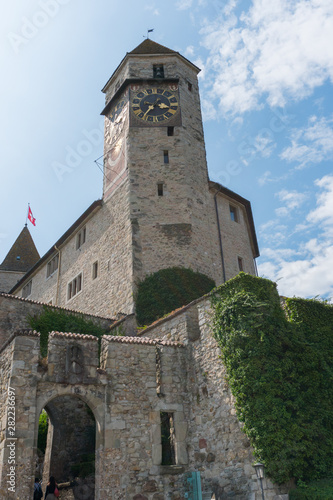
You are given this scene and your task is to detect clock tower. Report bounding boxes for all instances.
[101,39,223,288]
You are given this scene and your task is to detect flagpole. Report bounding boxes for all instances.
[25,203,30,227]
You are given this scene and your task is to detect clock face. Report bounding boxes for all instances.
[131,87,179,124]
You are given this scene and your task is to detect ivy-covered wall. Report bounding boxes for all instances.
[212,273,333,485]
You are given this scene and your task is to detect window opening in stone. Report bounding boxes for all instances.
[229,205,238,222]
[76,226,86,250]
[187,81,193,91]
[37,397,96,500]
[47,253,59,278]
[161,412,175,465]
[92,261,98,280]
[157,183,164,197]
[22,280,32,298]
[238,257,244,271]
[164,150,169,164]
[153,64,164,78]
[167,127,174,136]
[68,273,82,300]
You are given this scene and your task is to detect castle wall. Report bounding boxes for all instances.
[12,182,135,317]
[0,332,40,500]
[139,297,290,500]
[0,293,113,349]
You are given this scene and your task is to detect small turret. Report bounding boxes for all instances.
[0,226,40,293]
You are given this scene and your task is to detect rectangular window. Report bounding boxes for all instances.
[153,64,164,78]
[161,412,175,465]
[187,81,193,91]
[238,257,244,271]
[46,253,59,278]
[163,150,169,164]
[167,127,174,136]
[22,280,32,298]
[67,273,82,300]
[92,261,98,280]
[229,205,238,222]
[76,227,86,250]
[157,183,164,196]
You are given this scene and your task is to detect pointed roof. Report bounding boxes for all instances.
[101,39,200,94]
[129,39,177,56]
[0,226,40,272]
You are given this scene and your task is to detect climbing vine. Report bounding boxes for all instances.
[212,273,333,485]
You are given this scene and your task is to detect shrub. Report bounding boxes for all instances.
[136,267,215,326]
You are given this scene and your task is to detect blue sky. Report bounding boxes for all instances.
[1,0,333,299]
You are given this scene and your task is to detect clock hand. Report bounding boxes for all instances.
[158,103,169,109]
[143,104,154,118]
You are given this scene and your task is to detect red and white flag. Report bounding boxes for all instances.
[28,206,36,226]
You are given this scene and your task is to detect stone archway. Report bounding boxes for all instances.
[37,395,98,500]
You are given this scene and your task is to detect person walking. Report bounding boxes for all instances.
[44,476,59,499]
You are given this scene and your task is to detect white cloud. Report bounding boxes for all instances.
[280,115,333,168]
[200,0,333,115]
[176,0,193,10]
[258,174,333,298]
[275,188,307,216]
[307,175,333,234]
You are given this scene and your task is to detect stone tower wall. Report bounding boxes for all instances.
[214,192,257,280]
[0,270,26,293]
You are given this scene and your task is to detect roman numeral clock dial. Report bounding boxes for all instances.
[130,86,180,125]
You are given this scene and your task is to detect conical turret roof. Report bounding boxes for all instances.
[129,39,177,55]
[0,226,40,272]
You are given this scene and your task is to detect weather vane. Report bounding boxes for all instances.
[145,29,154,39]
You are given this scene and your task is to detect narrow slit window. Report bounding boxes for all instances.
[163,150,169,164]
[238,257,244,271]
[187,81,193,91]
[161,412,175,465]
[92,261,98,279]
[157,183,164,197]
[167,127,174,136]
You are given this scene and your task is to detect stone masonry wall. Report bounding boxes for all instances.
[214,193,256,281]
[0,292,114,349]
[0,270,26,294]
[13,182,135,317]
[0,331,40,500]
[139,297,290,500]
[127,55,224,287]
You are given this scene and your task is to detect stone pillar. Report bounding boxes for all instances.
[0,331,39,499]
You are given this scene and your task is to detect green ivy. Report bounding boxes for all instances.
[289,478,333,499]
[135,267,215,326]
[37,409,49,453]
[28,307,112,357]
[212,273,333,485]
